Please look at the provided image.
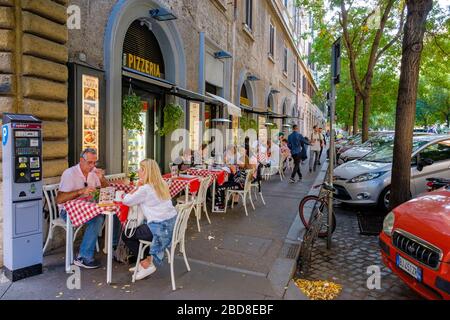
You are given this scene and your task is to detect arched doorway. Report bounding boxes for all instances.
[121,20,167,173]
[104,0,186,173]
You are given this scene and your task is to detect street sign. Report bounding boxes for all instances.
[332,38,341,84]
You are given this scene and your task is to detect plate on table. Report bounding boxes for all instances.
[178,174,197,179]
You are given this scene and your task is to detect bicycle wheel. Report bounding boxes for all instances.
[299,195,336,238]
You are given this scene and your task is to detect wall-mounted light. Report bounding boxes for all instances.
[214,50,232,59]
[247,75,260,81]
[149,7,177,21]
[211,118,232,123]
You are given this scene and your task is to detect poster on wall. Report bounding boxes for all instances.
[82,75,99,155]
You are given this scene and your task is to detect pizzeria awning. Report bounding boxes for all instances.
[170,87,218,104]
[206,93,242,117]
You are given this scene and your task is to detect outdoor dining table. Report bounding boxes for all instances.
[62,178,201,285]
[63,198,119,284]
[186,168,229,213]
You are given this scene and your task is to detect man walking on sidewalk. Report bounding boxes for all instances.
[288,125,306,183]
[309,126,323,173]
[318,127,326,165]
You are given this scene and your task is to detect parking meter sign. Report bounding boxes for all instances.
[2,125,8,146]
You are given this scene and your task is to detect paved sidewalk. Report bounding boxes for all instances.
[298,204,422,300]
[0,161,320,300]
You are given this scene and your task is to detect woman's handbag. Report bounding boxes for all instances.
[123,205,146,238]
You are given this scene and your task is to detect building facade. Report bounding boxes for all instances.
[0,0,324,266]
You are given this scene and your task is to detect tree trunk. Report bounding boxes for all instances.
[353,94,361,135]
[390,0,433,210]
[361,93,371,142]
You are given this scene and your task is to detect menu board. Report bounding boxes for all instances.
[258,115,267,145]
[82,75,99,155]
[189,102,200,152]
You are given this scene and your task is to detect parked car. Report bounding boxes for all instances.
[338,133,394,164]
[379,186,450,300]
[338,132,434,165]
[333,135,450,211]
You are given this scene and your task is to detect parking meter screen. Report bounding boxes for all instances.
[14,130,41,183]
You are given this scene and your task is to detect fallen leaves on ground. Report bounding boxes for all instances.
[295,279,342,300]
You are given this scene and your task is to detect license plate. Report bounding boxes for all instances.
[396,254,422,282]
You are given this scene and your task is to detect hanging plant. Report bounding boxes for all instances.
[122,93,144,132]
[159,103,184,136]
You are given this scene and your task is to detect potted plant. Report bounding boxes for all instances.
[159,103,184,136]
[128,171,137,185]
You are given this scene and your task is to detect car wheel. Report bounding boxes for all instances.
[378,187,391,212]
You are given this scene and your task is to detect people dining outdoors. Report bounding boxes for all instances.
[121,159,178,281]
[56,148,112,269]
[174,148,194,171]
[214,148,256,211]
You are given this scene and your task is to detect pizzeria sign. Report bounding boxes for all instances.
[123,53,162,79]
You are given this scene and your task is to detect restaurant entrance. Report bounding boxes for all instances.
[121,77,164,174]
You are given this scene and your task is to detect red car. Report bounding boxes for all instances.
[379,187,450,300]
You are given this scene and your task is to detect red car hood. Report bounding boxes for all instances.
[393,189,450,255]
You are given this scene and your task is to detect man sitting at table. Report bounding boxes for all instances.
[56,148,110,269]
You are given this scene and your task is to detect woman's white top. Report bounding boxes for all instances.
[122,184,177,223]
[310,132,322,151]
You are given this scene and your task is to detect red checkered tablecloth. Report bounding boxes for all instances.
[110,183,135,193]
[186,169,228,186]
[163,175,200,198]
[64,200,118,228]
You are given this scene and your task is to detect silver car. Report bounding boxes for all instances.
[338,132,434,164]
[333,135,450,211]
[338,134,395,164]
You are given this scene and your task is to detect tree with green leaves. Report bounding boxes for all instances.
[390,0,433,209]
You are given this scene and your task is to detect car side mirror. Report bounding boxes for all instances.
[417,158,434,171]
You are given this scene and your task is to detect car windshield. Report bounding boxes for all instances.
[361,135,394,149]
[362,140,429,163]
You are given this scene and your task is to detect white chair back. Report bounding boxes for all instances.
[43,184,60,222]
[105,173,127,182]
[243,169,254,193]
[173,202,195,248]
[195,176,211,205]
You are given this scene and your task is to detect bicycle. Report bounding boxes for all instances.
[298,182,337,238]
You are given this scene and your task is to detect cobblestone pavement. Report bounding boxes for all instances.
[298,205,422,300]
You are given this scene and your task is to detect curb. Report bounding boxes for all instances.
[268,160,328,300]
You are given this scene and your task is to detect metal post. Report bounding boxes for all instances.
[198,32,206,147]
[327,38,341,250]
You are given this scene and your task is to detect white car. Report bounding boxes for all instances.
[333,135,450,211]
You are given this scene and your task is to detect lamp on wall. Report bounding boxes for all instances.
[247,75,260,81]
[149,7,177,21]
[214,50,232,59]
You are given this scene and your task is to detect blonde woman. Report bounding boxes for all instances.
[122,159,177,281]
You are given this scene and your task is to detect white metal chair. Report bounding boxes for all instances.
[225,169,255,216]
[132,201,195,290]
[250,164,266,206]
[105,173,127,183]
[177,176,212,232]
[43,184,84,254]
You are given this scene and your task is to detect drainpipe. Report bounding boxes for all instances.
[198,32,205,96]
[198,32,205,148]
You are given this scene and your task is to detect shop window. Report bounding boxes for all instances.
[269,23,275,58]
[245,0,253,30]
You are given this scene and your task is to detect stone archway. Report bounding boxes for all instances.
[104,0,186,173]
[236,70,257,109]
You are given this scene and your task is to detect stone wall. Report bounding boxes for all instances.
[0,0,69,267]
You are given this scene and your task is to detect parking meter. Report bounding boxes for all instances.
[2,113,43,281]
